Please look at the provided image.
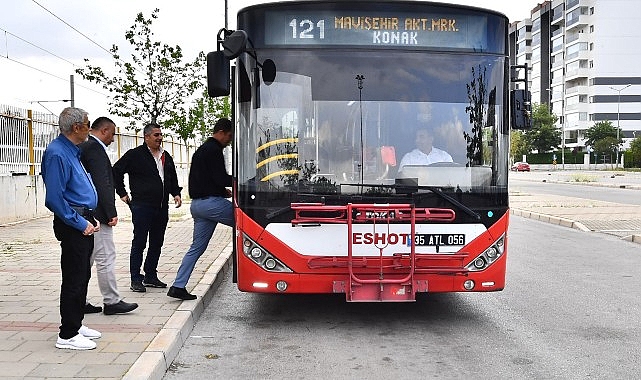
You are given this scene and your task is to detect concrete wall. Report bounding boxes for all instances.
[0,175,48,224]
[0,168,190,225]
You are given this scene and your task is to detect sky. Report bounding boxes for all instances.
[0,0,536,127]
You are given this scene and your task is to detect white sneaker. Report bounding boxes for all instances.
[55,334,96,350]
[78,325,101,339]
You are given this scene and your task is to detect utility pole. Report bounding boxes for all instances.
[225,0,228,29]
[70,74,75,107]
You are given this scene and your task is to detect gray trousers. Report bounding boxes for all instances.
[90,224,121,305]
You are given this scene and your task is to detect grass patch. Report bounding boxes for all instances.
[570,174,598,182]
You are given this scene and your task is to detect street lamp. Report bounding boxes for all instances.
[547,88,565,170]
[609,84,631,168]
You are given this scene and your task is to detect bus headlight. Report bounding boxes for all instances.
[250,247,263,258]
[242,234,293,273]
[485,247,498,259]
[472,257,486,269]
[465,234,505,272]
[265,258,277,269]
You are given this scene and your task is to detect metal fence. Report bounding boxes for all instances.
[0,104,196,176]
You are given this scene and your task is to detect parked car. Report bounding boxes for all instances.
[511,162,530,172]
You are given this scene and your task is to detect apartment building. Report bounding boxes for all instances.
[509,0,641,152]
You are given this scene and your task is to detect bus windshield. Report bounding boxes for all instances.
[236,49,508,195]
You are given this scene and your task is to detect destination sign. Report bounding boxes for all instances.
[264,10,491,51]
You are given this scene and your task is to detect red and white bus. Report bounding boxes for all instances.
[208,1,530,301]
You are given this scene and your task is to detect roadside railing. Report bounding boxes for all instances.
[0,104,196,176]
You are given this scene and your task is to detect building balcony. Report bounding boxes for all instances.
[566,0,580,11]
[565,102,589,113]
[516,32,532,43]
[566,15,589,31]
[565,49,590,63]
[551,28,564,39]
[565,68,589,81]
[565,33,588,45]
[565,85,589,95]
[552,11,565,25]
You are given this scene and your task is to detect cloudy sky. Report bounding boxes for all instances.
[0,0,535,126]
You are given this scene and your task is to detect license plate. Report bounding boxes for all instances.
[412,234,465,246]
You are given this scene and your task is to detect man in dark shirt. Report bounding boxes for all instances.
[113,123,182,293]
[167,118,234,300]
[42,107,101,350]
[79,117,138,315]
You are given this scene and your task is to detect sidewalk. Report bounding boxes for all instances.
[510,170,641,243]
[0,203,233,380]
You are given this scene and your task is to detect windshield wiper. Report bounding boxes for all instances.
[340,182,481,220]
[415,186,481,220]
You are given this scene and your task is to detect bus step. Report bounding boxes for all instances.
[333,280,428,302]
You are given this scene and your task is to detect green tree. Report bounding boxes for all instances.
[629,135,641,168]
[510,129,530,162]
[75,9,205,130]
[584,121,621,156]
[165,90,231,145]
[526,103,560,153]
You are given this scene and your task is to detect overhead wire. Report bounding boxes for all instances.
[1,55,108,97]
[0,26,76,66]
[0,0,142,105]
[29,0,146,75]
[30,0,115,57]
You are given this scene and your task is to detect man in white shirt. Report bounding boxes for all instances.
[398,128,453,171]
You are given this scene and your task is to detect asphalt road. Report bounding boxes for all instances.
[510,177,641,206]
[164,217,641,380]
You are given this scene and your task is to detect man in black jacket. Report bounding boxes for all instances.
[167,118,234,300]
[113,123,182,292]
[79,117,138,315]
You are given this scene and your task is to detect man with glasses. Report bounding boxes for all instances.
[113,123,182,293]
[42,107,102,350]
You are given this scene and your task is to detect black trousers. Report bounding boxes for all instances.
[53,216,93,339]
[129,204,169,282]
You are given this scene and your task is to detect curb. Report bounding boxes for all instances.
[511,208,641,245]
[122,243,234,380]
[510,208,591,232]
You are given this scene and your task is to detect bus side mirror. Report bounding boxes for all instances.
[511,89,531,130]
[222,30,248,59]
[207,51,230,97]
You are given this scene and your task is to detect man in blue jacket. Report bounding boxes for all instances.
[113,123,182,293]
[42,107,102,350]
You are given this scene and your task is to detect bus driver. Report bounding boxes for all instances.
[398,128,453,171]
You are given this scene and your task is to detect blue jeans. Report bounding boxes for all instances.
[172,197,234,288]
[129,204,169,282]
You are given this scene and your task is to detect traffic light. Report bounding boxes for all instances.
[511,89,531,130]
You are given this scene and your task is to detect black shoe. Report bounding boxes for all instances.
[103,300,139,315]
[142,277,167,288]
[167,286,197,300]
[130,281,146,292]
[83,303,103,314]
